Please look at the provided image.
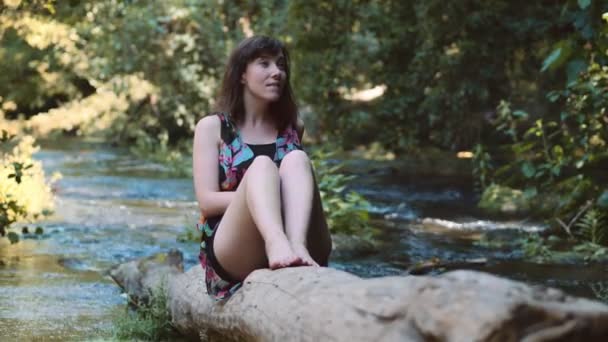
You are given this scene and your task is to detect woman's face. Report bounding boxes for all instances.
[241,52,286,103]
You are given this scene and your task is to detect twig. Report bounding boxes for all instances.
[555,218,572,237]
[568,201,593,227]
[555,201,593,237]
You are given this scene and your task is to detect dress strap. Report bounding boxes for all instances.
[216,112,237,144]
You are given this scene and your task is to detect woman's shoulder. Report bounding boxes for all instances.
[195,114,227,144]
[196,113,221,132]
[196,112,237,144]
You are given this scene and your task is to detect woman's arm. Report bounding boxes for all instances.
[192,115,235,218]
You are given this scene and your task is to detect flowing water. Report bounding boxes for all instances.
[0,139,606,340]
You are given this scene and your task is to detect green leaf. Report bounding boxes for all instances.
[597,190,608,208]
[534,169,546,179]
[512,110,528,118]
[552,145,564,158]
[541,48,562,72]
[523,187,538,199]
[0,130,15,142]
[7,232,19,244]
[578,0,591,9]
[566,59,587,86]
[512,142,535,154]
[547,91,561,102]
[521,162,536,178]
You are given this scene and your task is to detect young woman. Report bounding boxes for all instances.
[193,36,332,300]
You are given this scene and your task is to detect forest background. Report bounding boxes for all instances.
[1,0,608,256]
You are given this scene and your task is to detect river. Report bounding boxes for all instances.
[0,139,606,340]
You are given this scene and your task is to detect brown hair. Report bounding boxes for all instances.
[213,36,298,131]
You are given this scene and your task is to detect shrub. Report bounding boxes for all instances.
[310,147,375,240]
[0,131,57,242]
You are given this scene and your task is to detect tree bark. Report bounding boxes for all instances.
[110,249,608,341]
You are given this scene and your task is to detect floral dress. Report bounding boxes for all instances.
[197,112,302,300]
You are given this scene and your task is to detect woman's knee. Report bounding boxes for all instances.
[279,150,310,175]
[249,155,278,174]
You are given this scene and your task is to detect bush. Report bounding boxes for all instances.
[0,0,587,154]
[0,131,57,242]
[478,63,608,238]
[475,8,608,244]
[478,184,531,216]
[310,147,375,240]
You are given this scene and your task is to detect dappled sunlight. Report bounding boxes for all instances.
[22,75,157,137]
[457,151,473,159]
[350,142,395,161]
[0,135,57,226]
[340,84,387,102]
[0,12,88,75]
[239,16,254,37]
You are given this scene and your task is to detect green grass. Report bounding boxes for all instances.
[112,281,177,341]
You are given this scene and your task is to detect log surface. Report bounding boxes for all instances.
[110,250,608,341]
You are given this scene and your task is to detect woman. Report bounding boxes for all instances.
[193,36,332,300]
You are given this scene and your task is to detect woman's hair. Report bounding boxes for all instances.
[214,36,298,131]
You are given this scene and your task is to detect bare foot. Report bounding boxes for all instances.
[265,239,303,270]
[291,243,319,267]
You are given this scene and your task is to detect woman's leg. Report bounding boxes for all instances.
[279,150,332,266]
[213,156,302,281]
[307,174,332,266]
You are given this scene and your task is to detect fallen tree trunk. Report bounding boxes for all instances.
[110,249,608,341]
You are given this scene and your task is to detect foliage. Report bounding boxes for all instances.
[74,1,216,146]
[176,224,200,243]
[113,281,175,341]
[472,143,493,193]
[523,237,608,262]
[574,209,607,245]
[476,228,608,263]
[474,1,608,246]
[478,184,531,216]
[591,282,608,303]
[0,3,158,139]
[0,131,57,242]
[2,0,608,246]
[310,147,375,239]
[572,241,608,261]
[517,233,553,262]
[0,3,88,117]
[290,0,584,151]
[1,0,596,154]
[484,70,608,225]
